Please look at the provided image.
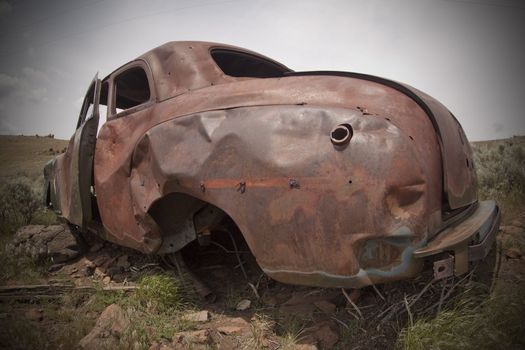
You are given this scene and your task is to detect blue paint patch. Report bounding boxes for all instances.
[263,226,429,287]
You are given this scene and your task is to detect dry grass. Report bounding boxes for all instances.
[398,136,525,350]
[472,135,525,218]
[246,313,275,349]
[397,282,525,350]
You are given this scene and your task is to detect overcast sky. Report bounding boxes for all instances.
[0,0,524,141]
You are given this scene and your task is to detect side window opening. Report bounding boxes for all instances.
[211,48,290,78]
[114,66,150,114]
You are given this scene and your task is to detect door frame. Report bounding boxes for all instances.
[68,74,101,231]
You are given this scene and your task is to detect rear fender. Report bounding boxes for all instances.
[128,105,436,288]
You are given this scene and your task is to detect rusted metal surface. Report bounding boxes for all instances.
[433,255,455,280]
[44,41,500,288]
[415,200,500,278]
[414,200,498,258]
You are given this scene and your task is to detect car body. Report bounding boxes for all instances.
[44,41,500,288]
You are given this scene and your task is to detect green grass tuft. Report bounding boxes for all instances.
[397,283,525,350]
[134,273,188,312]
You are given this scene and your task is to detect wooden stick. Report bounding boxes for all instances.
[341,288,363,319]
[371,283,386,301]
[0,284,137,299]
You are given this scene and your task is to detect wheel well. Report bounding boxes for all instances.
[147,192,233,254]
[147,192,262,282]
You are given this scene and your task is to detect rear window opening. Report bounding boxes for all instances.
[114,66,151,112]
[211,48,290,78]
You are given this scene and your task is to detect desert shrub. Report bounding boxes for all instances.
[472,140,525,210]
[0,180,42,234]
[0,249,50,284]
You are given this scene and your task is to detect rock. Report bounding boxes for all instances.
[217,326,243,335]
[505,248,522,259]
[226,317,249,327]
[90,243,104,253]
[79,304,130,350]
[262,294,278,307]
[94,267,106,278]
[84,259,96,269]
[40,225,65,242]
[313,324,339,349]
[293,345,318,350]
[48,263,65,273]
[280,294,323,316]
[25,308,43,321]
[148,341,160,350]
[81,265,95,277]
[148,341,176,350]
[314,300,337,314]
[106,265,123,277]
[102,276,111,284]
[13,225,45,245]
[47,226,83,263]
[11,225,73,261]
[116,255,131,269]
[216,317,249,335]
[173,329,211,345]
[236,299,251,311]
[92,252,113,267]
[501,225,523,236]
[181,310,209,323]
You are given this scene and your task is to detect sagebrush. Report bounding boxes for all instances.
[472,138,525,206]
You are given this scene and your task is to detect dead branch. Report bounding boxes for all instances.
[341,288,363,319]
[371,283,386,301]
[0,283,137,300]
[408,278,435,308]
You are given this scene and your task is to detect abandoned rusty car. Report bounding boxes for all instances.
[43,41,500,288]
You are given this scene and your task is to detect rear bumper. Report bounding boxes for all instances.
[414,200,501,279]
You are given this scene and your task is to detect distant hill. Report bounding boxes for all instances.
[0,135,69,183]
[472,135,525,147]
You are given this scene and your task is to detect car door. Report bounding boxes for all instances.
[68,74,101,230]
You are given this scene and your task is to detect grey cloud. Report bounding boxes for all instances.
[0,73,18,96]
[0,1,12,17]
[492,122,504,134]
[0,114,18,134]
[0,68,49,103]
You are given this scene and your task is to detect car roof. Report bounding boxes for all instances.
[110,41,291,101]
